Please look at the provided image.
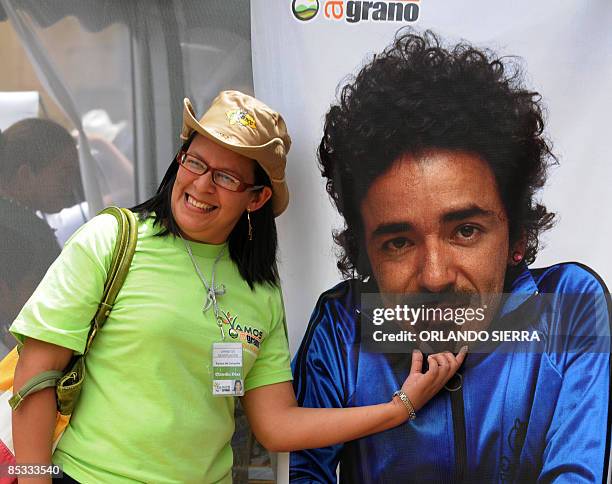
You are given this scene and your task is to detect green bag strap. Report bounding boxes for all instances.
[84,207,138,354]
[9,370,64,410]
[10,207,138,410]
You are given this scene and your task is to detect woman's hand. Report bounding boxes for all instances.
[399,347,468,413]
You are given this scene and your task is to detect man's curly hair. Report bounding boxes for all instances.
[319,29,556,280]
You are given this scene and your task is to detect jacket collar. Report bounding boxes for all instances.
[497,262,539,319]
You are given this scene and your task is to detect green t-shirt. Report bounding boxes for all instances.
[10,214,292,483]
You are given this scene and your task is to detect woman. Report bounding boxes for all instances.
[11,91,465,483]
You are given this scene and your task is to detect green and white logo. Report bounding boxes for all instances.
[292,0,319,21]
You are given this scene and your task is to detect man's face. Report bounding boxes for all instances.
[31,146,81,213]
[360,149,511,333]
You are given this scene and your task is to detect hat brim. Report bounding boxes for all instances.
[181,99,289,216]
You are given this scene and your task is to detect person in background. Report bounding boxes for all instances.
[0,118,83,216]
[0,224,58,357]
[0,118,82,357]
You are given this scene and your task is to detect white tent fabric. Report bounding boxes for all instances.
[1,0,104,214]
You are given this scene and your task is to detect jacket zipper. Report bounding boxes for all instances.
[449,375,467,483]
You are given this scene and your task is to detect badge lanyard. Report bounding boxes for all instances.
[181,235,227,340]
[181,235,244,396]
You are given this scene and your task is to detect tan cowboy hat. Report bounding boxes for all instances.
[180,91,291,216]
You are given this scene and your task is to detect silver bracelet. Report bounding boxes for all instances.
[393,390,416,420]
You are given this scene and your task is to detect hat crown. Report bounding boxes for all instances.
[200,91,291,159]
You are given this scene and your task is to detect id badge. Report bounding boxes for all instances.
[212,342,244,397]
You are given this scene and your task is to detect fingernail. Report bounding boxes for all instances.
[460,345,469,353]
[412,348,421,354]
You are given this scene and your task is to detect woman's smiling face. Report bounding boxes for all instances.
[171,134,271,244]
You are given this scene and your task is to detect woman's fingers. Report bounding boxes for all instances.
[431,353,451,385]
[425,349,468,386]
[442,352,459,383]
[424,355,439,381]
[409,349,423,375]
[401,348,469,412]
[455,345,468,366]
[430,352,448,371]
[443,351,457,370]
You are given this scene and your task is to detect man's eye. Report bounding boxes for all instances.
[382,237,412,252]
[456,225,480,239]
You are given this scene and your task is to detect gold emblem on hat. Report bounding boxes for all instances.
[226,109,257,129]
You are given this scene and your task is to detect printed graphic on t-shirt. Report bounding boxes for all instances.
[218,309,265,355]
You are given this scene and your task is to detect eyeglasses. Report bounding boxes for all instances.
[177,150,264,192]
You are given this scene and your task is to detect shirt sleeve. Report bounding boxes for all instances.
[290,290,354,484]
[243,285,293,391]
[538,266,611,483]
[10,214,118,354]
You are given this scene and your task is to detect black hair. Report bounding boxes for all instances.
[319,29,556,279]
[132,133,279,289]
[0,118,78,179]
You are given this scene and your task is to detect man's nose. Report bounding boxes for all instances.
[416,239,457,293]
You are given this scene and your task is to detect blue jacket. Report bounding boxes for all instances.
[291,263,611,483]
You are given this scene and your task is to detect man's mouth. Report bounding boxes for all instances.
[186,194,217,213]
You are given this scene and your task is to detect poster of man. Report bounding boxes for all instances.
[250,1,612,482]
